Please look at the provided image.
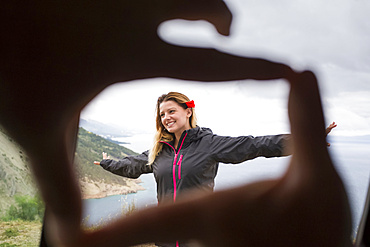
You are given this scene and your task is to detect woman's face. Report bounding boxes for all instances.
[159,100,191,137]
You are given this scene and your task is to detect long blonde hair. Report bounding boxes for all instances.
[148,92,197,165]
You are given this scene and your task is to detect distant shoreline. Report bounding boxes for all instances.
[80,177,145,200]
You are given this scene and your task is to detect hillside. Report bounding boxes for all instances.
[0,126,36,215]
[74,127,145,199]
[0,126,146,216]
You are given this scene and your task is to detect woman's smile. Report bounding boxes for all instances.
[166,121,175,128]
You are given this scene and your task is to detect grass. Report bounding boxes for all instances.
[0,202,155,247]
[0,220,42,247]
[0,219,155,247]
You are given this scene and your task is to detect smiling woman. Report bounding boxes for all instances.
[94,90,319,247]
[95,92,291,247]
[93,85,342,247]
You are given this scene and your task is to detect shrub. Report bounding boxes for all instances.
[122,200,137,217]
[2,195,44,222]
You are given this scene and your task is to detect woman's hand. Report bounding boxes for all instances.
[93,152,110,165]
[102,152,110,159]
[326,121,337,146]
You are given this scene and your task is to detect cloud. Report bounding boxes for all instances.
[225,0,370,69]
[325,91,370,136]
[81,0,370,140]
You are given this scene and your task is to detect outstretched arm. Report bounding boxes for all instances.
[93,152,110,165]
[97,151,152,179]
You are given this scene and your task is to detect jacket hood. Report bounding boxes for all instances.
[182,126,213,148]
[161,126,213,150]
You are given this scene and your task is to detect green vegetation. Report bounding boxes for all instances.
[3,228,19,238]
[1,195,44,222]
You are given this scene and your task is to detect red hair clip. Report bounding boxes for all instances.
[185,100,195,108]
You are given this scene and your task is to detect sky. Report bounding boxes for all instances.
[81,0,370,150]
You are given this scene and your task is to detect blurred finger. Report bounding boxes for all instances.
[173,0,232,36]
[287,71,328,160]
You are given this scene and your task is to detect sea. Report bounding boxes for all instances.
[82,135,370,236]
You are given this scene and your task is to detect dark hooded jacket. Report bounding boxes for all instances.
[99,126,290,204]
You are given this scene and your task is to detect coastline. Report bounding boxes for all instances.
[80,177,145,200]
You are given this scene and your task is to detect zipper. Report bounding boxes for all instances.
[177,155,183,180]
[172,153,178,201]
[160,132,187,202]
[160,133,187,247]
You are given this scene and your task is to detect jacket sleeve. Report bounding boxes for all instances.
[99,150,153,178]
[210,134,291,164]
